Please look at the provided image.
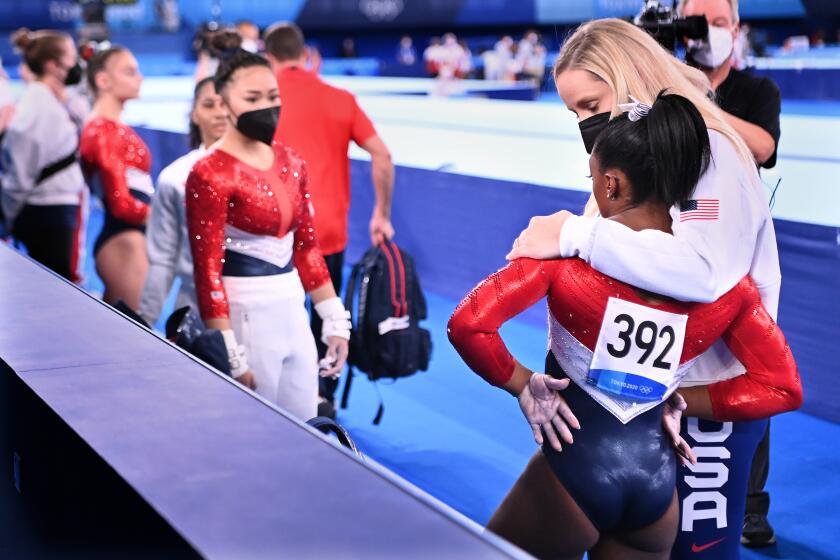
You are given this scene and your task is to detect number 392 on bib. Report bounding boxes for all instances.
[587,297,688,402]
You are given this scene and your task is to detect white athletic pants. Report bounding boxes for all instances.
[223,272,318,421]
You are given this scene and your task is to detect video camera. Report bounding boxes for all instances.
[633,0,709,52]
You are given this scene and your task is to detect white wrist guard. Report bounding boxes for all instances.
[314,297,351,343]
[220,329,249,378]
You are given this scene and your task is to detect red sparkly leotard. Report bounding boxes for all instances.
[185,141,331,321]
[448,258,801,422]
[80,116,153,254]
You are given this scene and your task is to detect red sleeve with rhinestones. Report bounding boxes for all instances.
[707,277,803,420]
[448,259,558,386]
[290,158,332,291]
[185,157,231,320]
[80,118,150,225]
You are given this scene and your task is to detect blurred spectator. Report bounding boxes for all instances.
[340,37,357,58]
[155,0,181,33]
[430,34,468,95]
[513,30,544,82]
[483,35,513,81]
[438,33,467,77]
[515,30,540,69]
[236,20,261,53]
[397,35,417,66]
[520,43,546,83]
[423,37,442,75]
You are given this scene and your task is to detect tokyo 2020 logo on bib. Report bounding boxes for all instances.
[588,297,688,402]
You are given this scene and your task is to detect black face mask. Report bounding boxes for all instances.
[578,111,611,154]
[63,62,83,86]
[231,106,280,146]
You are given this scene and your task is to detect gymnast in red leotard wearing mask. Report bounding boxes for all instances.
[448,93,802,560]
[185,41,351,421]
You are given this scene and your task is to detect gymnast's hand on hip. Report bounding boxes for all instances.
[518,373,580,453]
[506,210,572,261]
[662,392,697,466]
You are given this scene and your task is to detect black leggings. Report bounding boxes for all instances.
[13,204,79,281]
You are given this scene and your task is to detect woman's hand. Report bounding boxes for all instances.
[320,336,349,378]
[663,391,697,466]
[518,373,580,452]
[506,210,572,261]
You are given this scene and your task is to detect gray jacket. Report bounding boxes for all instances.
[139,147,206,326]
[1,82,86,223]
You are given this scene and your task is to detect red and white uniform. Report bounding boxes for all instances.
[80,116,153,227]
[448,258,801,422]
[186,141,331,420]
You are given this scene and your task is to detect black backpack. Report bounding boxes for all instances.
[340,240,432,424]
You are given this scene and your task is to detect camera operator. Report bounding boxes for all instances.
[680,0,783,549]
[680,0,781,169]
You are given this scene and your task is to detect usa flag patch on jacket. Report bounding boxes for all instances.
[680,199,719,222]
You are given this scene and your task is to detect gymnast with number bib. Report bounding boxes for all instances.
[447,92,801,559]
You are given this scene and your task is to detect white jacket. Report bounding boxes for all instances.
[559,130,781,386]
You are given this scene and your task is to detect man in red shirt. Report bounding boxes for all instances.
[264,22,395,415]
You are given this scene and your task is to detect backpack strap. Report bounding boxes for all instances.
[386,240,409,317]
[372,380,385,426]
[340,365,355,410]
[378,241,401,318]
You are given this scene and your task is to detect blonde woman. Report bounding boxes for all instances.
[505,19,779,559]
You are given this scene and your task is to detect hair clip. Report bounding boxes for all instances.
[617,95,651,122]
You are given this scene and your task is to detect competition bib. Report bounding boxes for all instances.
[587,297,687,402]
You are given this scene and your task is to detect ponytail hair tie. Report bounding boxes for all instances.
[618,95,651,122]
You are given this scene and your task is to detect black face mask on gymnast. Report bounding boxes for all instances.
[578,111,611,154]
[231,106,281,146]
